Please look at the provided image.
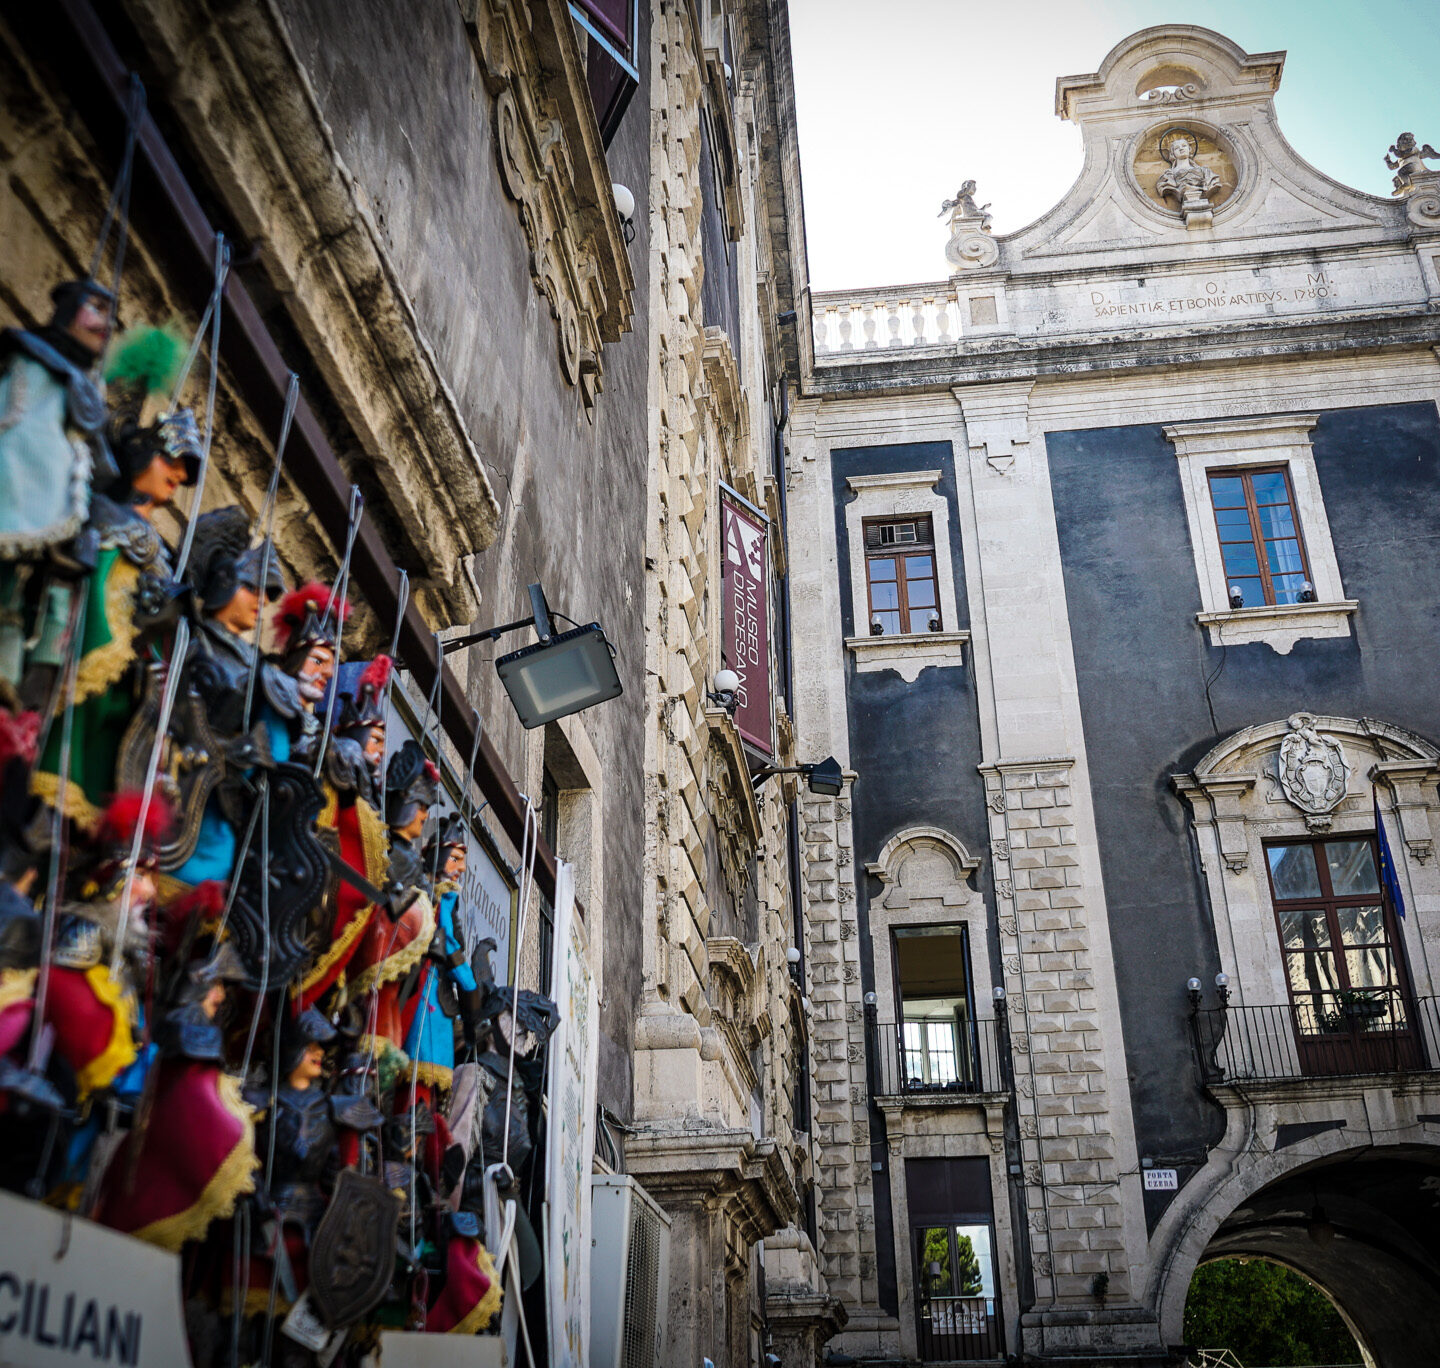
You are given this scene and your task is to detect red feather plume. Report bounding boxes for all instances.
[98,790,175,848]
[424,760,440,783]
[358,654,392,696]
[0,710,40,770]
[273,581,349,650]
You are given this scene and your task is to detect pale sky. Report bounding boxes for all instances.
[788,0,1440,291]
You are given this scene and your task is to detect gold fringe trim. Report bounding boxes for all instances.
[30,768,102,832]
[317,782,339,828]
[450,1243,503,1334]
[73,964,138,1100]
[409,1058,452,1090]
[294,902,374,998]
[356,796,389,880]
[0,966,37,1014]
[132,1072,258,1252]
[349,891,434,997]
[72,557,140,706]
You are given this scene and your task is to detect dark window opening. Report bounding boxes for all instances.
[893,926,987,1092]
[537,768,560,993]
[571,1,638,146]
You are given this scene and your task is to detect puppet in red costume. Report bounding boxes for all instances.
[93,940,257,1250]
[293,655,390,1011]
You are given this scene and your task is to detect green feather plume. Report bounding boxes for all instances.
[104,323,187,395]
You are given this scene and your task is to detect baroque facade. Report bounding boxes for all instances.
[0,0,839,1365]
[790,24,1440,1368]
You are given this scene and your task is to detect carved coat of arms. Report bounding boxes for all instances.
[1277,713,1347,820]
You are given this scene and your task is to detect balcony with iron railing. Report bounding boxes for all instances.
[1192,992,1440,1085]
[868,1016,1009,1101]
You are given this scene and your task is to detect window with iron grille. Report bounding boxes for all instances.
[1207,466,1312,608]
[864,516,941,635]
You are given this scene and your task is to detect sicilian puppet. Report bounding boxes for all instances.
[235,1008,339,1331]
[402,813,480,1099]
[170,505,297,886]
[32,328,200,828]
[293,656,391,1012]
[349,741,437,1062]
[92,940,257,1251]
[0,280,119,705]
[273,581,347,762]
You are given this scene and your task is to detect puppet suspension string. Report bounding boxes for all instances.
[242,373,300,734]
[172,235,232,583]
[87,74,144,333]
[28,594,87,1073]
[310,486,363,780]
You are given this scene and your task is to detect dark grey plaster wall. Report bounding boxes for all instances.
[830,439,995,1311]
[276,0,652,1119]
[1047,400,1440,1215]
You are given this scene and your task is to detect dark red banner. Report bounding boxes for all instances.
[721,490,772,755]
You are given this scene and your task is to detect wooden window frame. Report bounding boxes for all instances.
[1262,834,1414,1031]
[863,515,942,636]
[1206,464,1313,608]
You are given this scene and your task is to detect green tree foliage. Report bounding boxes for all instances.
[953,1234,983,1296]
[1183,1259,1362,1366]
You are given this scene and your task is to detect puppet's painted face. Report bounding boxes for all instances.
[131,452,187,513]
[443,845,467,881]
[68,295,113,357]
[214,583,261,635]
[297,643,336,705]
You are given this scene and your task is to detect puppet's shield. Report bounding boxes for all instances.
[309,1168,401,1328]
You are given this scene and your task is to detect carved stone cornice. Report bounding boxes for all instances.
[460,0,636,410]
[121,0,502,617]
[624,1124,797,1244]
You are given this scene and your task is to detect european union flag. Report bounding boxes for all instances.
[1374,789,1406,919]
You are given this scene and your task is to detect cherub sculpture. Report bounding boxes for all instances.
[939,180,993,231]
[1386,132,1439,193]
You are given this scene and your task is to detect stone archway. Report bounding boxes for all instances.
[1150,1133,1440,1367]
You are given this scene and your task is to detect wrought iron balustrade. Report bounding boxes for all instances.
[870,1017,1007,1099]
[1191,994,1440,1083]
[916,1294,1004,1361]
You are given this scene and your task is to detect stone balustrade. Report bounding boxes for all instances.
[812,285,962,359]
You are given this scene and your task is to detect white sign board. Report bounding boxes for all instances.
[0,1191,193,1367]
[546,860,598,1368]
[1143,1168,1178,1191]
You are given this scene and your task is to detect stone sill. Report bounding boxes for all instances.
[875,1087,1010,1111]
[845,630,970,682]
[1195,600,1358,654]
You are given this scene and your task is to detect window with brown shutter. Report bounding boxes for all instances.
[864,516,941,635]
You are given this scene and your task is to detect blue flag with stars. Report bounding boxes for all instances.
[1375,789,1406,919]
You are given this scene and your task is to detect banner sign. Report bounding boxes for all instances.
[720,487,773,755]
[546,861,598,1368]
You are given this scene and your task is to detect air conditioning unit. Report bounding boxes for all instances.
[590,1174,672,1368]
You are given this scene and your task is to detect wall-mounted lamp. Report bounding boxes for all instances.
[1187,975,1203,1009]
[801,996,812,1013]
[785,946,802,965]
[1228,584,1245,610]
[708,668,740,714]
[1215,971,1231,1005]
[612,183,636,244]
[1298,581,1316,603]
[441,582,621,728]
[993,984,1007,1005]
[927,614,941,632]
[869,618,885,636]
[863,991,877,1008]
[752,755,845,797]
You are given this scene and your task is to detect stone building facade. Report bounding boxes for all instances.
[2,0,840,1364]
[789,24,1440,1368]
